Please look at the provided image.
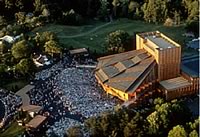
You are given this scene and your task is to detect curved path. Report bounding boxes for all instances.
[58,22,111,38]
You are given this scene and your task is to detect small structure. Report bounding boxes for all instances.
[20,105,42,118]
[159,77,191,100]
[0,35,21,44]
[25,115,47,131]
[33,54,51,67]
[0,35,15,43]
[186,38,200,50]
[69,48,88,55]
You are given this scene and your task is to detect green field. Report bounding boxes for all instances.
[33,18,189,54]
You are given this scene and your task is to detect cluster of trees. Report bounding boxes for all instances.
[34,31,62,57]
[0,36,34,78]
[66,98,199,137]
[0,0,198,37]
[0,0,198,24]
[0,31,61,81]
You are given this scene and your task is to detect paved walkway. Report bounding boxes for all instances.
[16,85,35,107]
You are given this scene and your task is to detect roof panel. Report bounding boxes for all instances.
[95,49,155,93]
[131,56,142,64]
[102,66,119,78]
[159,77,191,90]
[115,62,126,72]
[96,69,109,83]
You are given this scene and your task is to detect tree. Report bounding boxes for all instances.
[186,117,200,132]
[0,16,7,27]
[128,1,140,19]
[174,11,181,25]
[15,12,26,24]
[189,130,198,137]
[66,126,84,137]
[15,58,35,75]
[182,0,199,22]
[4,0,14,9]
[112,0,120,17]
[35,31,58,49]
[0,43,8,54]
[106,30,130,53]
[44,40,62,57]
[142,0,168,23]
[0,64,8,77]
[34,0,43,14]
[123,113,144,137]
[168,125,187,137]
[11,40,31,59]
[42,5,50,17]
[98,0,110,20]
[15,0,26,10]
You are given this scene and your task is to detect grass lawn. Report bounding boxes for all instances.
[0,121,25,137]
[1,79,29,93]
[32,18,189,54]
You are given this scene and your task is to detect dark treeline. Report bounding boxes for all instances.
[0,0,198,24]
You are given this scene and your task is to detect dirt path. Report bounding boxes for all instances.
[58,22,111,38]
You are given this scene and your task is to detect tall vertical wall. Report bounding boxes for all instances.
[136,32,181,81]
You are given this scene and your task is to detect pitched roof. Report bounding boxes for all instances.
[95,49,155,93]
[69,48,88,55]
[26,115,47,129]
[20,105,42,113]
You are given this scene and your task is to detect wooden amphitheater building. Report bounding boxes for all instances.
[95,31,199,102]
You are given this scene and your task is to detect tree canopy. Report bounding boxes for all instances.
[15,58,35,75]
[66,126,84,137]
[83,98,198,137]
[106,30,130,54]
[168,125,187,137]
[11,40,31,59]
[44,40,62,57]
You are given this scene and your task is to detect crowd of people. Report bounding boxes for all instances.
[0,89,22,128]
[46,118,83,137]
[27,56,117,137]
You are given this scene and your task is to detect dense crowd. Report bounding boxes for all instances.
[27,56,117,137]
[46,118,83,137]
[0,89,22,128]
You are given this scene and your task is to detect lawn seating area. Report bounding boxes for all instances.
[32,19,188,54]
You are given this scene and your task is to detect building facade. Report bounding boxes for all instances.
[95,31,199,103]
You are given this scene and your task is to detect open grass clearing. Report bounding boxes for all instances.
[32,18,189,54]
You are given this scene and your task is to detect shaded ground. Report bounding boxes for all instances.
[181,55,200,77]
[0,101,5,122]
[184,96,199,117]
[1,79,29,93]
